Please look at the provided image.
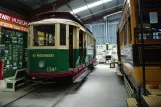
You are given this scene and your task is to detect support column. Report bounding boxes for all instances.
[105,20,107,43]
[107,21,110,43]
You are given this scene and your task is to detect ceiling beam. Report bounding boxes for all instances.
[84,0,93,16]
[0,0,30,15]
[27,0,73,21]
[80,4,123,20]
[82,8,122,24]
[66,4,81,19]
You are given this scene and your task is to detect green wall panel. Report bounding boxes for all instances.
[1,28,27,78]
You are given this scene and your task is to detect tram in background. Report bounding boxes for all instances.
[117,0,161,95]
[26,12,96,83]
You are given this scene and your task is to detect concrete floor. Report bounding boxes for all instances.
[56,64,128,107]
[0,81,39,107]
[0,64,128,107]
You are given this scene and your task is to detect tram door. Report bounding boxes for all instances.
[69,25,73,68]
[79,30,84,62]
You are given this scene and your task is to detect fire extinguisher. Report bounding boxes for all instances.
[0,60,4,80]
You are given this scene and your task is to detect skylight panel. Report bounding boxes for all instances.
[71,0,112,14]
[88,1,103,8]
[103,0,112,3]
[73,6,88,13]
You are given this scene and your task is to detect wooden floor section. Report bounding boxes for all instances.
[126,98,138,107]
[146,84,161,95]
[143,96,161,107]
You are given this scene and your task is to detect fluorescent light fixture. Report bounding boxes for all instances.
[72,6,88,13]
[71,0,112,14]
[88,1,103,8]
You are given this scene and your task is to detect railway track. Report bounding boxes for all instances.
[2,70,90,107]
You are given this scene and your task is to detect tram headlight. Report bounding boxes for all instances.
[39,61,45,68]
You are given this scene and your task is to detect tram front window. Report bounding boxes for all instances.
[33,25,55,46]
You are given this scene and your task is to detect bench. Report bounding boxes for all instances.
[4,68,26,92]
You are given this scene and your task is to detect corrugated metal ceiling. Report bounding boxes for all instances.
[0,0,124,23]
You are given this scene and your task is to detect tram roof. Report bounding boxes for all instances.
[30,12,93,34]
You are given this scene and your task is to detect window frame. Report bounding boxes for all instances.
[33,24,56,47]
[29,24,57,49]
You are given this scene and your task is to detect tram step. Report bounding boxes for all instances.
[126,98,138,107]
[74,69,90,83]
[143,95,161,107]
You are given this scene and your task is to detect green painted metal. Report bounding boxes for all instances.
[73,49,79,68]
[27,48,95,73]
[27,49,69,72]
[3,70,15,78]
[7,83,13,88]
[81,49,87,64]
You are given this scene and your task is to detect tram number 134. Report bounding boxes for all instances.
[47,67,57,72]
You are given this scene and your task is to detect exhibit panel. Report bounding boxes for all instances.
[0,11,28,78]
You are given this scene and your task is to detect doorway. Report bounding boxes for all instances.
[69,25,73,68]
[79,30,84,63]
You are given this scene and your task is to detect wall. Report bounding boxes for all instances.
[0,5,26,19]
[86,13,121,45]
[86,22,106,45]
[0,6,28,78]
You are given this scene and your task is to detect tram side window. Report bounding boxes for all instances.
[33,25,55,46]
[60,24,66,45]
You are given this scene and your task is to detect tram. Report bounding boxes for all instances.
[117,0,161,94]
[26,12,96,82]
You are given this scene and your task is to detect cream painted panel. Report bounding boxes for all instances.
[76,27,80,49]
[73,27,80,49]
[55,23,60,48]
[73,27,77,49]
[66,25,69,48]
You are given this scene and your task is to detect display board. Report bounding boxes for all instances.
[1,28,27,78]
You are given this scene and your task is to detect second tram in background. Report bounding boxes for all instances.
[26,12,96,82]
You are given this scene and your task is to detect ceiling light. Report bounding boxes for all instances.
[71,0,112,14]
[88,1,103,8]
[103,0,112,3]
[72,6,88,13]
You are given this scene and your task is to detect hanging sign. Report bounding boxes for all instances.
[0,11,28,27]
[0,21,28,32]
